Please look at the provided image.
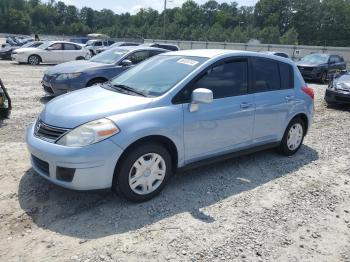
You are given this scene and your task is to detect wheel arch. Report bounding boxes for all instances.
[28,54,42,63]
[113,135,179,186]
[86,77,108,87]
[119,135,178,170]
[289,113,309,134]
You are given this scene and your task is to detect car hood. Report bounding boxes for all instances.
[45,60,109,75]
[40,86,152,128]
[296,61,325,67]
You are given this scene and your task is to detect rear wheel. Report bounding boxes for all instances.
[113,143,172,202]
[28,55,40,65]
[279,117,305,156]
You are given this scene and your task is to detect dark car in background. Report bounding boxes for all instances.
[0,41,44,60]
[95,42,140,54]
[0,79,11,119]
[142,42,180,51]
[42,46,167,96]
[262,51,290,59]
[325,71,350,105]
[296,53,346,83]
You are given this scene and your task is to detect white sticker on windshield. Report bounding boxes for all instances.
[177,58,199,66]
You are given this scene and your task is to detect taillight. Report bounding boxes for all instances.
[302,86,314,100]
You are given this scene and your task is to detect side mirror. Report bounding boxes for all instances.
[189,88,213,112]
[120,59,132,67]
[47,47,54,51]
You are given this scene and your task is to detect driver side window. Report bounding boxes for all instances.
[50,43,63,50]
[126,51,150,65]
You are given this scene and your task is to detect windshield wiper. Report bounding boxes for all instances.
[112,84,147,97]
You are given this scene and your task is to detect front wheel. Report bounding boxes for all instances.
[279,118,305,156]
[28,55,40,65]
[114,143,173,202]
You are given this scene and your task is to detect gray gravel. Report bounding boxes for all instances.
[0,60,349,261]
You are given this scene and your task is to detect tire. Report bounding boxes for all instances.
[89,50,95,57]
[279,117,305,156]
[320,71,328,84]
[86,78,106,87]
[114,143,173,202]
[28,55,41,65]
[28,55,40,65]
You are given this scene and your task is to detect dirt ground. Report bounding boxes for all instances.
[0,59,349,262]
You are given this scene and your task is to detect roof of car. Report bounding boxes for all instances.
[161,49,295,64]
[108,46,168,52]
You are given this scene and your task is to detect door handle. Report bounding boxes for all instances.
[285,95,295,102]
[240,102,253,109]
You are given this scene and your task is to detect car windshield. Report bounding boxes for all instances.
[109,55,208,97]
[89,48,128,64]
[301,54,329,64]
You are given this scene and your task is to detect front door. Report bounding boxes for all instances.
[182,58,255,162]
[43,43,64,63]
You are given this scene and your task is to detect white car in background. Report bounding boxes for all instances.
[11,41,91,65]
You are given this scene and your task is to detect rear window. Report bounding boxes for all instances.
[252,58,281,92]
[252,57,293,92]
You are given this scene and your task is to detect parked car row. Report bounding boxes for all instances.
[42,46,168,95]
[0,41,44,60]
[11,41,91,65]
[25,49,315,202]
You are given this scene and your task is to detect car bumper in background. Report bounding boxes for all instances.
[325,89,350,104]
[42,77,86,96]
[26,123,124,190]
[299,70,321,80]
[11,53,27,63]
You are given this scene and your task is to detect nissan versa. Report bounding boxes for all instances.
[26,50,314,202]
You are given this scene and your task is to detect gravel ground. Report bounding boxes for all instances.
[0,60,349,262]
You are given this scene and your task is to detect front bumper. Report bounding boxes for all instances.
[0,51,12,60]
[11,53,27,63]
[325,89,350,104]
[26,123,124,190]
[42,76,86,96]
[299,70,322,80]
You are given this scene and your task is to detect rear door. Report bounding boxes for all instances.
[63,43,80,61]
[182,58,255,161]
[251,57,296,143]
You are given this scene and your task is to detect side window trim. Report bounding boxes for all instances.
[172,57,250,104]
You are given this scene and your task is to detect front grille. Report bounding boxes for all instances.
[298,66,314,72]
[32,155,49,176]
[43,84,54,94]
[34,119,70,143]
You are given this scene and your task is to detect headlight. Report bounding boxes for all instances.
[57,118,120,147]
[56,73,82,81]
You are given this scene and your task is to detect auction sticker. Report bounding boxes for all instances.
[177,58,199,66]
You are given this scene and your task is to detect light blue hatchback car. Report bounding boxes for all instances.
[26,49,314,202]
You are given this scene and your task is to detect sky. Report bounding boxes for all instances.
[54,0,259,14]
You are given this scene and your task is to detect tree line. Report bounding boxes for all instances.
[1,0,350,46]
